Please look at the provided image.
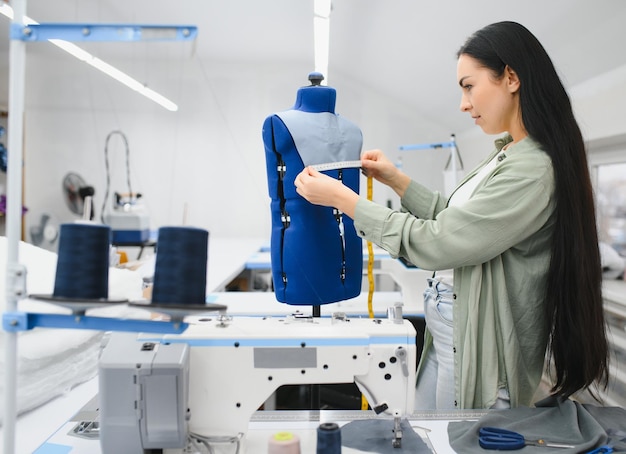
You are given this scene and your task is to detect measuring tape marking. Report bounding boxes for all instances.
[309,160,362,171]
[250,409,487,422]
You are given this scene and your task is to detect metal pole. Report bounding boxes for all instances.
[450,134,458,187]
[3,0,27,452]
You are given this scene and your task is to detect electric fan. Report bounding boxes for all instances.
[29,213,60,251]
[62,172,95,219]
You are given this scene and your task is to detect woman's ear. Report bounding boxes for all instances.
[505,65,521,94]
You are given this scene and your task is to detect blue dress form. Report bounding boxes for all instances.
[263,75,363,305]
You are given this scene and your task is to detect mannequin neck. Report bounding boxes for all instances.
[293,85,336,113]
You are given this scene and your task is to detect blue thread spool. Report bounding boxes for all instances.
[53,223,111,300]
[152,226,209,305]
[317,422,341,454]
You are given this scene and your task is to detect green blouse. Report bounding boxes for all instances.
[354,135,555,408]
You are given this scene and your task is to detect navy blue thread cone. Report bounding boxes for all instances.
[151,226,209,305]
[317,422,342,453]
[53,223,111,300]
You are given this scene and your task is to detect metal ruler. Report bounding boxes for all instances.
[251,409,487,422]
[310,160,362,171]
[250,409,487,454]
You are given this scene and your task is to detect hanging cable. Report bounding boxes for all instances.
[99,130,132,223]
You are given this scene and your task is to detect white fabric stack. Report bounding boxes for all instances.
[0,237,147,425]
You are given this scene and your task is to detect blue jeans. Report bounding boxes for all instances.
[414,278,456,410]
[413,278,511,410]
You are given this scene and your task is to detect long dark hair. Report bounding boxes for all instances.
[458,21,609,400]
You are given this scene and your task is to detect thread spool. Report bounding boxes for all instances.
[53,223,111,300]
[317,422,341,454]
[268,432,301,454]
[151,226,209,305]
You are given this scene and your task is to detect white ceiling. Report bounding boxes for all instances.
[2,0,626,134]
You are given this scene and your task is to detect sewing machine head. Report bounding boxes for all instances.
[99,311,416,452]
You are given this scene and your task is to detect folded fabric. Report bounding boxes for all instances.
[341,418,432,453]
[448,396,626,453]
[0,237,146,425]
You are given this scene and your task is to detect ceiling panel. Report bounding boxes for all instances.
[1,0,625,134]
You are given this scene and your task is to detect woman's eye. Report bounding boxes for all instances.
[463,84,472,91]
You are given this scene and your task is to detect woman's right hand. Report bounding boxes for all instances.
[361,149,411,197]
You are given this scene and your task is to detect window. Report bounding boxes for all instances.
[595,161,626,256]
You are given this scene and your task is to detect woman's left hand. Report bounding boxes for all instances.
[295,166,360,218]
[294,166,342,206]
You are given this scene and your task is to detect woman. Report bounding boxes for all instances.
[294,21,609,409]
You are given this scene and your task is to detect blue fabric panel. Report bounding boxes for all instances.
[263,114,363,305]
[283,200,343,304]
[276,110,362,167]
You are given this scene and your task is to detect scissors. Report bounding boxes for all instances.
[479,426,576,450]
[586,446,614,453]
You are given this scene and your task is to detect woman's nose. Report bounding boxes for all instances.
[459,93,471,112]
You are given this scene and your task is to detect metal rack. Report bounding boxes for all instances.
[399,134,464,196]
[601,280,626,407]
[1,3,196,452]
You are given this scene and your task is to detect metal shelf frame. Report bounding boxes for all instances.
[1,2,197,452]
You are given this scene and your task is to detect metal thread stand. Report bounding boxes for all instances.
[1,4,196,452]
[399,133,464,191]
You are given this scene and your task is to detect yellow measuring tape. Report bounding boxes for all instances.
[366,176,375,319]
[362,175,375,411]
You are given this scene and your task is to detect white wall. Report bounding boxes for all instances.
[1,52,450,243]
[4,54,624,245]
[455,63,626,173]
[571,63,626,145]
[330,69,451,209]
[17,55,304,241]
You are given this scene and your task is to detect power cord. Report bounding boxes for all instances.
[99,130,133,223]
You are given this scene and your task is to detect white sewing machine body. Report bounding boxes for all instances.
[98,312,417,453]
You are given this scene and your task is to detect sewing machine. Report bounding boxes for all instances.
[98,309,417,453]
[103,193,150,244]
[379,258,433,313]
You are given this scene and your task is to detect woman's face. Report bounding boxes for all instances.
[457,54,523,138]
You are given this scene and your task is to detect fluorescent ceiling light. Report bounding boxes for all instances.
[48,39,178,111]
[314,0,332,18]
[314,0,331,83]
[0,4,178,111]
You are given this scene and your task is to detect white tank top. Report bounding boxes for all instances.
[435,151,503,285]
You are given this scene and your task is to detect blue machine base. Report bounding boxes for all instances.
[112,229,150,244]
